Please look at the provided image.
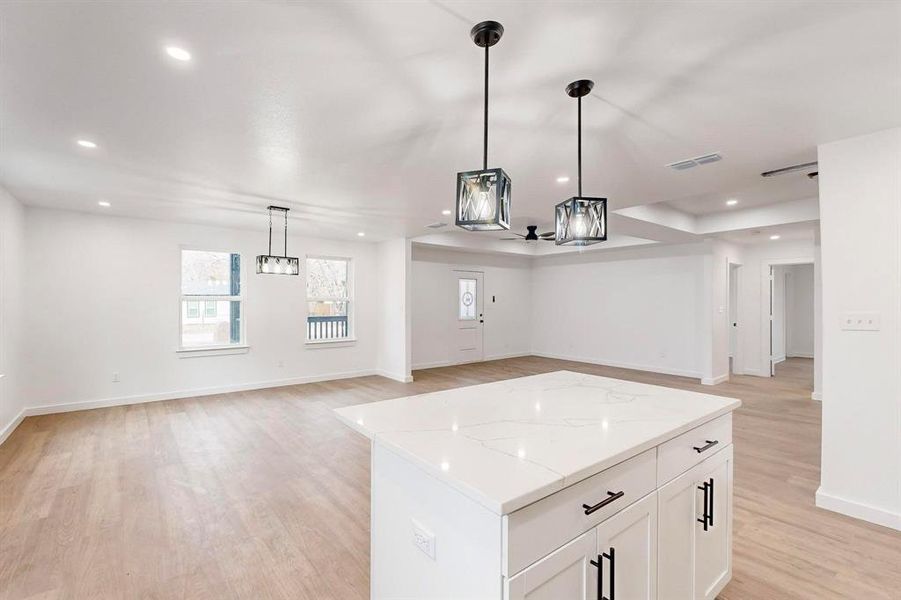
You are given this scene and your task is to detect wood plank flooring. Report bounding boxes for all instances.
[1,357,898,599]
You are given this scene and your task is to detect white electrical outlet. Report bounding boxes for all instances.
[112,372,120,383]
[277,360,285,368]
[411,519,436,560]
[841,312,881,331]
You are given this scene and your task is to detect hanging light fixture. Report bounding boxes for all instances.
[455,20,511,232]
[555,80,607,246]
[256,205,299,275]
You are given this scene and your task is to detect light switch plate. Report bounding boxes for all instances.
[841,312,881,331]
[411,519,436,560]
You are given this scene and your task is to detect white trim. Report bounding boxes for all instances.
[377,370,413,383]
[412,359,455,370]
[305,338,357,348]
[816,487,901,531]
[22,369,383,417]
[0,408,26,446]
[531,351,703,380]
[811,391,822,401]
[176,344,250,357]
[701,373,730,386]
[787,352,814,359]
[412,352,530,372]
[773,355,787,364]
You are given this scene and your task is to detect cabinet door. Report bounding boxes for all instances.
[594,492,657,600]
[506,528,598,600]
[694,446,732,600]
[657,468,698,600]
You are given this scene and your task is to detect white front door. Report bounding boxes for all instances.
[454,271,484,364]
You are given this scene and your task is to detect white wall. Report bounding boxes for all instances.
[785,264,815,357]
[20,207,385,412]
[0,188,26,442]
[530,243,709,379]
[411,245,532,369]
[377,238,412,382]
[817,127,901,530]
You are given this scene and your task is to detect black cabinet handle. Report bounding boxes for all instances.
[697,477,714,531]
[590,546,615,600]
[582,490,624,515]
[697,480,710,531]
[693,439,719,453]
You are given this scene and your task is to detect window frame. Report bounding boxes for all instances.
[177,246,248,355]
[304,254,355,345]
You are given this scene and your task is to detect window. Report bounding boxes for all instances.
[459,278,477,320]
[180,249,243,349]
[306,256,351,342]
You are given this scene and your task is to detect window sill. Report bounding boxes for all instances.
[305,338,357,349]
[176,345,250,358]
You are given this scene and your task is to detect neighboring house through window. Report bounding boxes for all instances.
[306,256,352,341]
[180,249,243,349]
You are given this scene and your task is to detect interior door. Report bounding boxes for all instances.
[594,492,657,600]
[506,528,598,600]
[454,271,484,364]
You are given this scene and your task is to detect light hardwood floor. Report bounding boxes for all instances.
[1,357,898,599]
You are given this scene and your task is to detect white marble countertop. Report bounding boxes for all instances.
[334,371,740,515]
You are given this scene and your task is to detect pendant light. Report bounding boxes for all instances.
[555,80,607,246]
[455,20,511,232]
[256,205,299,275]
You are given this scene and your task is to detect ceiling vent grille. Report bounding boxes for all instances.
[426,222,448,229]
[666,152,722,171]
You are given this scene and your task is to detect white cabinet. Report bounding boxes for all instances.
[594,492,658,600]
[507,529,598,600]
[657,446,733,600]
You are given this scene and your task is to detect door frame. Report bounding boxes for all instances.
[452,268,485,365]
[759,257,814,378]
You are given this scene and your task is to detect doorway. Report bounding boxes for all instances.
[768,263,815,386]
[728,263,742,375]
[453,270,484,364]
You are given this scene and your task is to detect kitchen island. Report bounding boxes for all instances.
[335,370,740,600]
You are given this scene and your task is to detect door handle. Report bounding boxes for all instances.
[590,546,615,600]
[697,477,713,531]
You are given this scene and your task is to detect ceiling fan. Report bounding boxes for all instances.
[501,225,555,242]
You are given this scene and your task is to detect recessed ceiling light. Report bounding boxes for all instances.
[441,209,452,216]
[165,46,191,62]
[97,200,111,207]
[726,199,738,206]
[357,232,365,237]
[770,234,781,240]
[76,139,97,148]
[556,176,570,183]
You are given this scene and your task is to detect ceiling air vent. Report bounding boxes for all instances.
[426,222,448,229]
[666,152,723,171]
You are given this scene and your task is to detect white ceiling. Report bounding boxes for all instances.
[1,1,899,244]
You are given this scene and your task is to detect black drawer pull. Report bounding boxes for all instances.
[582,490,624,515]
[697,477,714,531]
[590,546,615,600]
[693,439,719,453]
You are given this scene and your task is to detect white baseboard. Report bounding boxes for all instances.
[816,487,901,531]
[412,352,530,372]
[377,370,414,383]
[412,359,454,370]
[531,351,702,380]
[773,355,787,364]
[788,352,814,359]
[22,368,383,418]
[701,373,730,386]
[811,391,822,401]
[0,408,26,446]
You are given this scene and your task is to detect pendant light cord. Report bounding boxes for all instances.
[578,95,582,197]
[268,207,273,256]
[483,44,489,170]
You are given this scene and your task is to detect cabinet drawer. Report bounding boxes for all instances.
[504,449,656,576]
[657,413,732,486]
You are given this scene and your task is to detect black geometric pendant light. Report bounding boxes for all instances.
[455,20,511,232]
[555,80,607,246]
[256,206,299,275]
